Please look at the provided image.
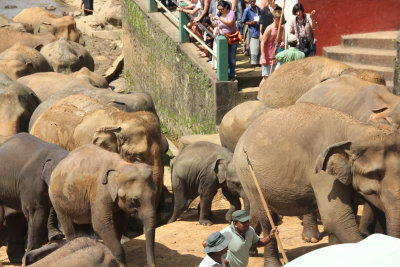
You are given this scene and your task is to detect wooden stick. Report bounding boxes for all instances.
[270,0,286,75]
[244,148,289,264]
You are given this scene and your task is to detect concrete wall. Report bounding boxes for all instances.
[122,0,240,139]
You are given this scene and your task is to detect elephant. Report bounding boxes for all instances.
[40,38,94,74]
[233,102,400,266]
[17,72,96,102]
[24,237,124,266]
[219,100,272,152]
[0,43,53,79]
[0,15,33,33]
[30,94,164,211]
[13,7,80,42]
[70,67,109,88]
[0,28,56,53]
[259,56,386,108]
[49,144,157,265]
[0,73,40,136]
[168,141,249,225]
[0,133,69,263]
[296,75,398,125]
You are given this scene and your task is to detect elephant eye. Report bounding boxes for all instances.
[367,169,385,180]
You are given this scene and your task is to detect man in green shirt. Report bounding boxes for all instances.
[219,210,278,267]
[275,33,305,63]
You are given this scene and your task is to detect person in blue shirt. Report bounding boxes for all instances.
[242,0,262,67]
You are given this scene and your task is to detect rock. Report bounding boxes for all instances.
[104,54,123,83]
[94,0,122,26]
[4,5,17,9]
[45,5,56,11]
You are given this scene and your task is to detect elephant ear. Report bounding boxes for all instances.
[91,126,121,153]
[102,169,118,201]
[314,141,353,185]
[41,159,55,186]
[211,158,228,184]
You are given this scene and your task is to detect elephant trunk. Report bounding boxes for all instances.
[140,208,156,267]
[386,208,400,238]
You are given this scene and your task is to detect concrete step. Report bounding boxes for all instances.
[342,31,399,50]
[323,45,396,68]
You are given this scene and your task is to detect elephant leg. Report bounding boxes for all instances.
[302,212,320,243]
[168,181,193,223]
[47,207,64,241]
[328,233,341,245]
[6,213,26,264]
[221,186,241,223]
[359,203,386,236]
[258,209,281,267]
[92,210,125,263]
[25,205,50,253]
[199,187,218,226]
[56,212,78,240]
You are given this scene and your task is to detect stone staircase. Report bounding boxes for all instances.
[323,31,399,90]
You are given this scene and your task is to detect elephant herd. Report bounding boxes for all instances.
[0,5,399,266]
[0,6,165,267]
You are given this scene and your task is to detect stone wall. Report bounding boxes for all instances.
[122,0,238,139]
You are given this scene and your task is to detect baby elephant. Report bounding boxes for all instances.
[25,237,124,266]
[168,141,248,226]
[49,144,157,265]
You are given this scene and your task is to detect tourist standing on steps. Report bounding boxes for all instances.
[242,0,262,67]
[259,0,280,36]
[290,2,317,57]
[258,8,284,99]
[81,0,93,16]
[275,33,305,63]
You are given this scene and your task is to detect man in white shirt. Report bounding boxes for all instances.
[200,231,232,267]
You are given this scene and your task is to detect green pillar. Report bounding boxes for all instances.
[217,36,228,81]
[149,0,157,12]
[179,12,189,43]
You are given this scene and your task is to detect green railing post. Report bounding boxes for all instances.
[149,0,157,12]
[179,12,189,43]
[217,35,228,81]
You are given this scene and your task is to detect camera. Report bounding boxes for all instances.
[217,11,222,17]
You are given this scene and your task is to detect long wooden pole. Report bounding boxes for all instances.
[270,0,287,75]
[244,148,289,264]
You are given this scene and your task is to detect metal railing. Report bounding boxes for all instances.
[147,0,229,81]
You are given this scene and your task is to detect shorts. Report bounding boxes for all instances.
[262,62,281,77]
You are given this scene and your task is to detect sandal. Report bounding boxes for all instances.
[199,52,208,58]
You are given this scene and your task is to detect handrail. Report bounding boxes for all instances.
[183,25,216,58]
[154,0,179,22]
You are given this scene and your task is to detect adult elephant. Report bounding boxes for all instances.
[49,145,156,265]
[234,103,400,266]
[168,141,248,225]
[30,94,164,209]
[0,28,56,53]
[0,15,33,33]
[0,43,53,79]
[13,7,80,42]
[296,74,398,125]
[259,56,386,108]
[40,38,94,74]
[0,73,40,136]
[0,133,69,263]
[219,100,272,152]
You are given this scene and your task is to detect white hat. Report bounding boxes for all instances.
[287,34,297,43]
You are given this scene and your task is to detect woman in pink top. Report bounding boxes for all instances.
[258,8,284,99]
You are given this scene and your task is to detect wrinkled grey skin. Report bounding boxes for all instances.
[219,101,272,152]
[297,75,400,236]
[297,75,400,128]
[28,87,156,130]
[234,103,400,266]
[0,73,40,136]
[0,133,68,264]
[40,38,94,74]
[25,237,124,267]
[168,141,249,225]
[49,145,156,265]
